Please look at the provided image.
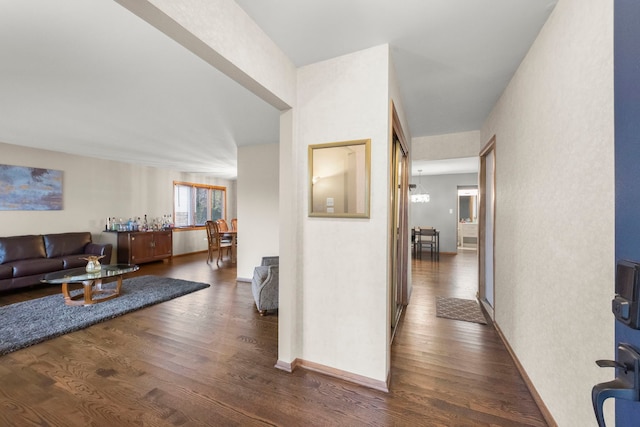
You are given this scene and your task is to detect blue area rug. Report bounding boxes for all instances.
[0,275,210,356]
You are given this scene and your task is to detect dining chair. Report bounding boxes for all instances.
[416,227,438,260]
[230,218,238,247]
[205,220,216,264]
[216,219,229,232]
[217,218,236,247]
[206,220,232,266]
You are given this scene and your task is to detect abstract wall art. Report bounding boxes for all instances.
[0,164,63,210]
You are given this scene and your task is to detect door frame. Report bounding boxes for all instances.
[389,101,410,341]
[478,136,496,319]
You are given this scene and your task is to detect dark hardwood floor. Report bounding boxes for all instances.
[0,251,547,426]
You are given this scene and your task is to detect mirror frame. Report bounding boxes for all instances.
[308,139,371,218]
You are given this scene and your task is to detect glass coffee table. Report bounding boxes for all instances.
[42,264,139,306]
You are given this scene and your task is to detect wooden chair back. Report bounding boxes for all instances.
[205,221,216,263]
[205,221,216,243]
[415,227,438,260]
[216,219,229,232]
[205,220,232,265]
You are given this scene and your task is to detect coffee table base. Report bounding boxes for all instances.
[61,276,123,306]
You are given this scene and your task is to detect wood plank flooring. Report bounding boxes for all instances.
[0,251,547,426]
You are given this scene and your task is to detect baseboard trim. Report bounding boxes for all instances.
[171,250,207,258]
[493,322,557,427]
[275,358,389,393]
[236,277,251,283]
[275,358,299,373]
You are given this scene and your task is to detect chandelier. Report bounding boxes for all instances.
[411,170,430,203]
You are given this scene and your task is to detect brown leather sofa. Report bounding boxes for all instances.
[0,232,112,292]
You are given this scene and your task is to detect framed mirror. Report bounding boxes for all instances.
[308,139,371,218]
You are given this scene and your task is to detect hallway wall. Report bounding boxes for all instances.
[481,0,614,425]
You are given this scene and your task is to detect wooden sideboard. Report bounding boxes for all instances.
[116,230,172,264]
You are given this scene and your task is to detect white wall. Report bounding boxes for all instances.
[481,0,614,425]
[295,45,391,384]
[236,143,279,280]
[0,141,236,258]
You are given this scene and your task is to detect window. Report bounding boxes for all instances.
[174,181,226,227]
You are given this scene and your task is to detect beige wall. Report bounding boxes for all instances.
[119,0,296,110]
[277,108,301,364]
[236,143,279,280]
[0,141,236,258]
[412,130,481,161]
[291,45,392,384]
[480,0,614,424]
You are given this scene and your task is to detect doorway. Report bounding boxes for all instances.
[478,136,496,318]
[457,186,478,250]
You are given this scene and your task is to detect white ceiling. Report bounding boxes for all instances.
[0,0,557,179]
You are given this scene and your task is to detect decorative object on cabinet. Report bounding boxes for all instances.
[116,230,172,264]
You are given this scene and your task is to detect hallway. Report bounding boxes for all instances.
[0,251,548,426]
[391,251,547,425]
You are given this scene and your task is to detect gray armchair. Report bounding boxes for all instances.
[251,256,279,315]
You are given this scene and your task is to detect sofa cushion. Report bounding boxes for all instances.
[61,255,87,269]
[11,258,64,278]
[0,235,45,264]
[0,277,12,291]
[6,275,47,291]
[44,232,91,258]
[0,264,12,279]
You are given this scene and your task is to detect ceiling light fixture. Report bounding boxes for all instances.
[411,170,430,203]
